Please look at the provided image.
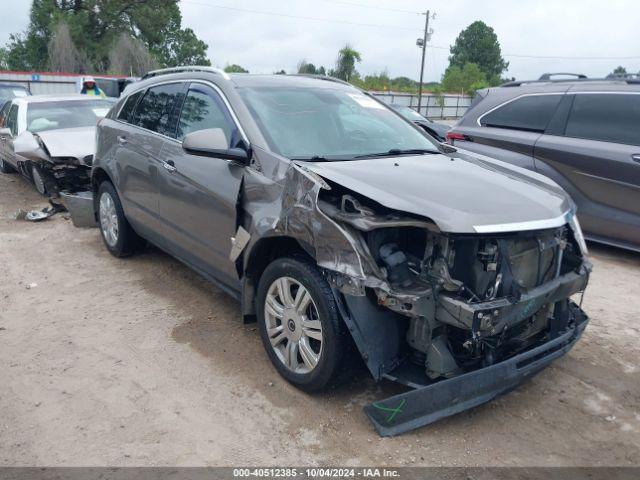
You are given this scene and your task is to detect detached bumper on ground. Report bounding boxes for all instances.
[59,190,96,228]
[364,305,588,436]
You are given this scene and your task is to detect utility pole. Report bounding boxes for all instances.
[417,11,434,115]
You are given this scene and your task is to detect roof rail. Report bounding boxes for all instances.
[538,72,587,81]
[286,73,352,86]
[141,66,230,81]
[501,76,640,87]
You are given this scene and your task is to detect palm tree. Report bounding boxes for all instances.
[331,45,361,82]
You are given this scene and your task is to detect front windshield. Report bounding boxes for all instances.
[27,99,112,133]
[238,86,438,159]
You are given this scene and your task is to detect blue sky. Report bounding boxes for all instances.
[3,0,639,81]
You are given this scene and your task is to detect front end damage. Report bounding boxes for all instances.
[14,129,94,196]
[13,129,97,226]
[257,162,591,436]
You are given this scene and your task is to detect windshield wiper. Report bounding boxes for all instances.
[291,155,352,162]
[354,148,438,159]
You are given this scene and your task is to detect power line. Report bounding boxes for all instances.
[425,44,640,60]
[503,53,640,60]
[180,0,421,31]
[180,1,640,61]
[318,0,421,15]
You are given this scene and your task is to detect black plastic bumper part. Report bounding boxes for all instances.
[364,314,588,436]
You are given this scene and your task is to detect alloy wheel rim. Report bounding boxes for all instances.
[32,166,46,195]
[264,276,323,374]
[99,192,119,247]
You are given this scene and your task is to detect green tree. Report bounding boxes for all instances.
[330,44,361,82]
[297,59,317,74]
[224,64,249,73]
[297,60,328,76]
[610,66,627,77]
[160,28,210,67]
[449,21,508,81]
[3,0,210,72]
[0,47,8,69]
[441,63,488,95]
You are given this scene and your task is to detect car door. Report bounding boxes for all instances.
[157,82,245,289]
[455,94,563,170]
[535,92,640,246]
[112,83,183,242]
[533,92,640,247]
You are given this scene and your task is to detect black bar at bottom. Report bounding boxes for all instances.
[364,317,588,437]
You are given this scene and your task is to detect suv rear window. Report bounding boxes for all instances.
[565,93,640,146]
[131,83,182,136]
[481,95,562,132]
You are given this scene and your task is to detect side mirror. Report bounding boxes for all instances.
[182,128,250,164]
[0,127,12,138]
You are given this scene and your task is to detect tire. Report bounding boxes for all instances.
[31,165,48,195]
[97,181,144,257]
[0,157,15,174]
[256,256,347,392]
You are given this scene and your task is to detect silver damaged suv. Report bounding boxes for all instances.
[91,67,591,436]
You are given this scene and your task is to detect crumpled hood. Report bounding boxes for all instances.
[299,150,573,234]
[35,126,96,161]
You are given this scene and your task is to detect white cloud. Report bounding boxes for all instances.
[3,0,639,81]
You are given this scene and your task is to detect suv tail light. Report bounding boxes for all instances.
[445,131,467,144]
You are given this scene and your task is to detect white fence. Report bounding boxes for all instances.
[371,92,472,119]
[0,71,130,96]
[0,71,80,95]
[0,71,472,119]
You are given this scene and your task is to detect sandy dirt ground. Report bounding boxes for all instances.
[0,172,639,467]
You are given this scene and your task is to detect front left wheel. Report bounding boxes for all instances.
[31,165,47,195]
[256,256,347,392]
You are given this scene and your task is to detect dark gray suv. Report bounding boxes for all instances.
[447,75,640,252]
[91,67,590,436]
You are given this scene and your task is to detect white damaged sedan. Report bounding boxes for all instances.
[0,94,113,196]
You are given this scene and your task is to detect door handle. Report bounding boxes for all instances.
[162,160,177,173]
[117,135,127,145]
[632,154,640,163]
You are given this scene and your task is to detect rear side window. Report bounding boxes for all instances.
[481,95,562,132]
[117,91,143,123]
[565,94,640,146]
[176,84,238,145]
[132,83,183,136]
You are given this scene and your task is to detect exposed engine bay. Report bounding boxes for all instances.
[317,182,590,386]
[22,154,92,195]
[14,129,94,196]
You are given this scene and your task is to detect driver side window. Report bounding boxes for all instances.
[176,85,238,147]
